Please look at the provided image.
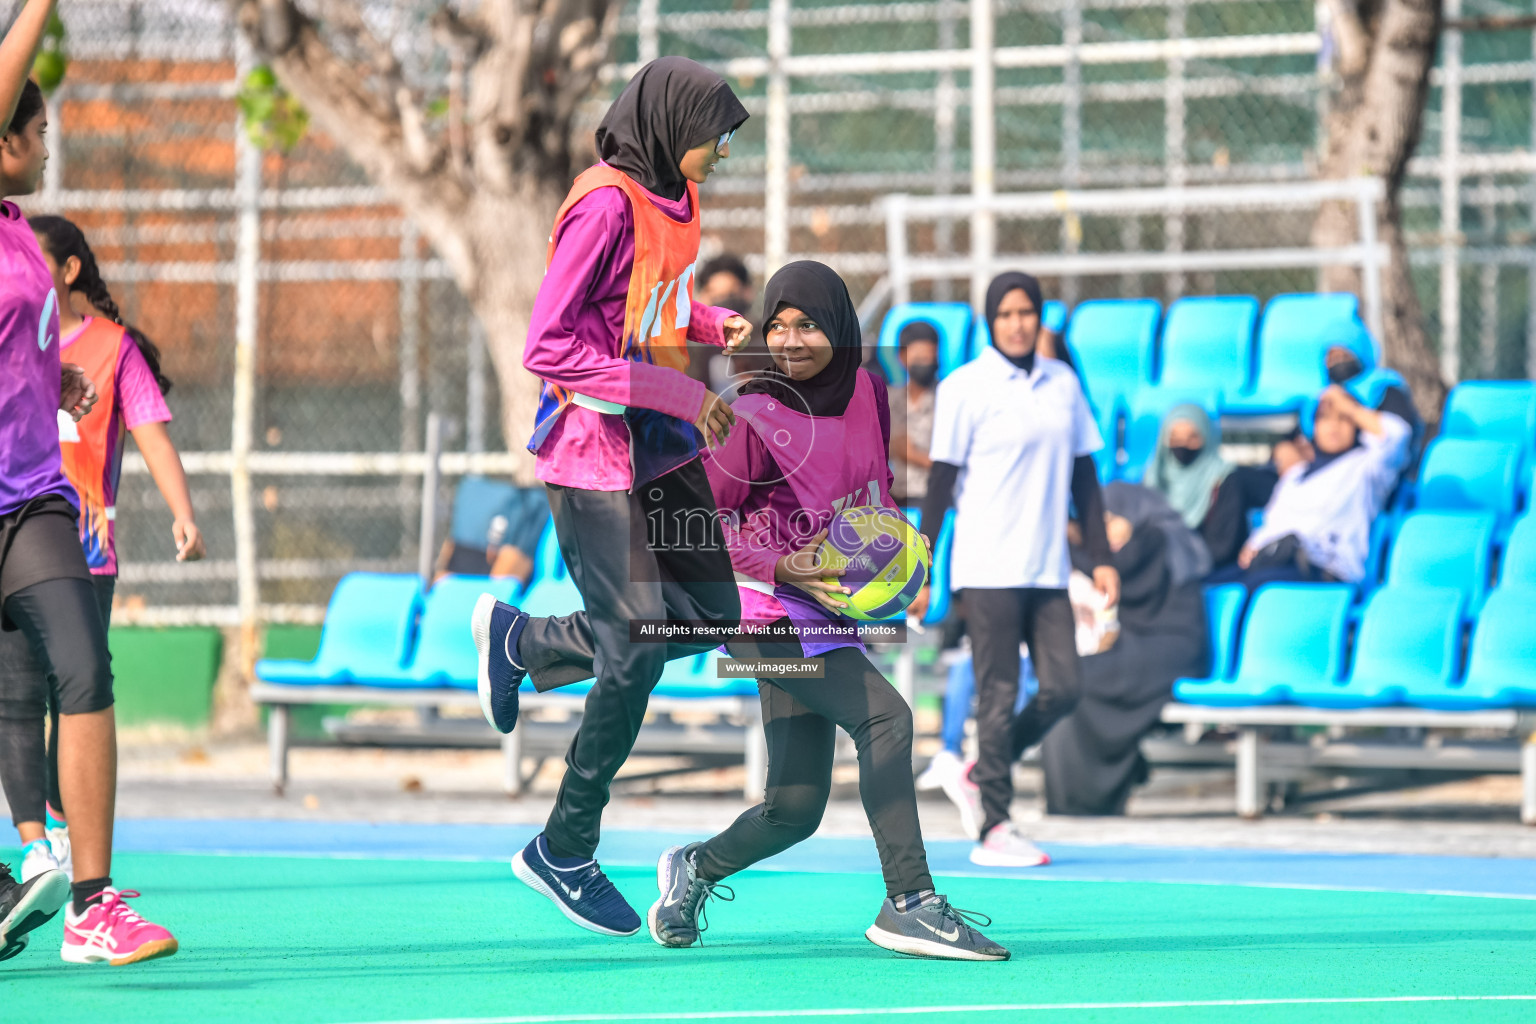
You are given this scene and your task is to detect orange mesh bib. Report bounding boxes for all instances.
[528,167,701,451]
[58,318,125,569]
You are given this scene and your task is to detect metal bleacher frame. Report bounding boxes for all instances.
[1158,704,1536,824]
[253,682,768,802]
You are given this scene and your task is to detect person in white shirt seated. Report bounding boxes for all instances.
[1224,384,1411,589]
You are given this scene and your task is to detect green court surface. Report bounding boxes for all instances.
[4,851,1535,1024]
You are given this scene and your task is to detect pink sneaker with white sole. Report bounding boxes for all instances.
[61,888,178,966]
[970,823,1051,868]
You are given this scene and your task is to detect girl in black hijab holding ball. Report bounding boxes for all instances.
[646,261,1009,962]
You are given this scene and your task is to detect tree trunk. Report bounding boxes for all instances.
[463,187,563,482]
[232,0,615,483]
[1312,0,1446,423]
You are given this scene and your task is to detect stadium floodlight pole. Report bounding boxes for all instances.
[969,0,995,310]
[763,0,791,276]
[231,33,263,681]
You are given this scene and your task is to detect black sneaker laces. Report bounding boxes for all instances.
[932,896,992,934]
[682,875,734,946]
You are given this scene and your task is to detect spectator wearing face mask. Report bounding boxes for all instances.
[1144,404,1255,571]
[890,321,940,505]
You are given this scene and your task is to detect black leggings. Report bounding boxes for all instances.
[695,638,934,897]
[526,459,741,859]
[964,587,1081,838]
[0,576,115,826]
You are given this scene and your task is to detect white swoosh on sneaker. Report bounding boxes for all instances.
[917,917,959,942]
[663,888,684,908]
[556,880,582,902]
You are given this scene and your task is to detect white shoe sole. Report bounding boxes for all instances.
[471,593,500,731]
[968,845,1051,868]
[511,849,638,937]
[864,924,1010,961]
[0,869,69,946]
[646,845,689,948]
[940,775,982,841]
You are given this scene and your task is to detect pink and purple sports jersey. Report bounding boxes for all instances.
[57,317,173,575]
[703,369,896,656]
[0,200,73,516]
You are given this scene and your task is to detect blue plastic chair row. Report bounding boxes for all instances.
[877,300,1067,384]
[1175,579,1536,711]
[256,572,521,690]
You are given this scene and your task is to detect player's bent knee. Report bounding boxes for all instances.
[50,650,114,716]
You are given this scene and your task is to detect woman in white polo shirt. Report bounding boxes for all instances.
[916,272,1119,867]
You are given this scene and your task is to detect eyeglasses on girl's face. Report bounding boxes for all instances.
[716,129,736,156]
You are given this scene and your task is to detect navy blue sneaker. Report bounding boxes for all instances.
[0,862,68,962]
[472,593,529,734]
[511,835,641,937]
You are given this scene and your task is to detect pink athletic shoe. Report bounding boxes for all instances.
[61,888,178,965]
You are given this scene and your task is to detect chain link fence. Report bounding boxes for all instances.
[15,0,1536,627]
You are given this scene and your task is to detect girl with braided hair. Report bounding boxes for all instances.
[0,213,201,961]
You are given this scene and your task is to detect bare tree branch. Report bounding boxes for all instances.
[1324,0,1371,78]
[232,0,620,479]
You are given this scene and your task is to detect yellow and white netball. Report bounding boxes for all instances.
[817,505,930,621]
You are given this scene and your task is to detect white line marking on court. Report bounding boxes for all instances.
[145,847,1536,902]
[338,994,1536,1024]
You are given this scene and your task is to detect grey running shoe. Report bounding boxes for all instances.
[647,843,733,948]
[866,894,1010,961]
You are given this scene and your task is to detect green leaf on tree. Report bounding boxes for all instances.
[237,65,310,153]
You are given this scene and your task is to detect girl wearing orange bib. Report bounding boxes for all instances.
[471,57,749,937]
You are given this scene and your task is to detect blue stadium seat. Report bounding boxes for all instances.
[1382,512,1495,609]
[1414,438,1522,527]
[1204,583,1248,682]
[256,573,423,685]
[1403,588,1536,709]
[1063,298,1160,412]
[528,516,565,585]
[1290,586,1463,709]
[518,531,585,619]
[1153,295,1260,396]
[877,303,974,381]
[357,574,523,689]
[1499,514,1536,590]
[1442,381,1536,449]
[1225,293,1363,415]
[905,506,956,625]
[1173,583,1352,706]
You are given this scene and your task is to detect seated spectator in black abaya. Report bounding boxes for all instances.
[1040,483,1211,816]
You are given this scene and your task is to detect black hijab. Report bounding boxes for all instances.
[984,271,1044,373]
[739,261,864,418]
[1300,397,1363,479]
[595,57,750,202]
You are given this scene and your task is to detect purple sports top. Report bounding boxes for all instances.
[0,200,73,516]
[702,368,895,656]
